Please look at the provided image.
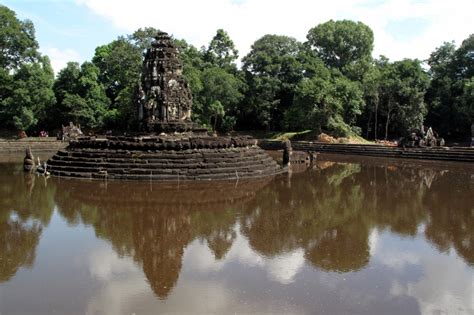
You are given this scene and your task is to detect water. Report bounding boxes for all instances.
[0,153,472,315]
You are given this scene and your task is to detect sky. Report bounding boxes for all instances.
[3,0,473,73]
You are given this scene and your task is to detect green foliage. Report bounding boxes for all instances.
[91,37,143,129]
[3,57,55,131]
[128,27,161,53]
[209,100,224,131]
[0,4,471,139]
[92,38,142,106]
[0,6,54,132]
[426,35,474,138]
[306,20,374,71]
[242,35,303,130]
[204,29,239,70]
[284,53,364,137]
[53,62,109,129]
[377,58,429,138]
[195,66,244,130]
[0,5,39,70]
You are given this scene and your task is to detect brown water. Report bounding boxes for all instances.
[0,153,473,315]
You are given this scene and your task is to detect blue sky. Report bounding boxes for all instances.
[3,0,473,73]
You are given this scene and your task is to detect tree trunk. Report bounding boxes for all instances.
[366,111,372,139]
[374,101,378,140]
[384,111,390,140]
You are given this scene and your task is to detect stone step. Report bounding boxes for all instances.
[50,163,281,181]
[294,146,474,160]
[51,152,271,164]
[48,156,277,172]
[59,148,266,160]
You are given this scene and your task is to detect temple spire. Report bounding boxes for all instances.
[137,32,193,132]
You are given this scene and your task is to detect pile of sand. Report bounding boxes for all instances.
[317,133,337,143]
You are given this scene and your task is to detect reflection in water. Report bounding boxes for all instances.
[52,178,271,298]
[0,163,55,282]
[0,155,472,313]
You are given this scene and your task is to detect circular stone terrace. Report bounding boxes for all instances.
[47,135,284,181]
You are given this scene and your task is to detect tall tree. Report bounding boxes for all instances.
[53,62,109,129]
[0,5,55,132]
[0,5,39,70]
[306,20,374,72]
[196,66,244,131]
[426,35,474,138]
[284,57,364,136]
[204,29,239,70]
[92,37,143,128]
[128,27,161,54]
[379,59,429,139]
[6,56,55,131]
[242,35,303,130]
[92,38,142,105]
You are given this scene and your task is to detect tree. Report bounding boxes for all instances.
[379,59,429,139]
[306,20,374,72]
[6,56,55,131]
[242,35,303,130]
[92,38,142,105]
[284,49,365,136]
[204,29,239,70]
[209,100,225,131]
[425,35,474,138]
[425,42,457,135]
[0,5,55,132]
[53,62,110,129]
[196,66,244,131]
[0,5,39,70]
[128,27,161,54]
[359,62,382,139]
[92,37,143,128]
[174,38,205,111]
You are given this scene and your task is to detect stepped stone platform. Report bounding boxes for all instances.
[258,140,474,163]
[47,135,283,181]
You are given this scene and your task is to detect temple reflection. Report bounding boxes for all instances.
[52,178,271,298]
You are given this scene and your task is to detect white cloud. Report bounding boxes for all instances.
[183,223,305,284]
[41,47,82,74]
[371,229,474,314]
[390,253,474,315]
[266,249,305,284]
[77,0,474,62]
[88,246,137,280]
[85,241,305,314]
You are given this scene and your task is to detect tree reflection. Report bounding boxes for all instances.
[42,154,474,297]
[0,164,55,282]
[240,156,474,271]
[240,162,370,272]
[423,170,473,265]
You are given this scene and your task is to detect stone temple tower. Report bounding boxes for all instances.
[46,31,283,181]
[137,31,198,133]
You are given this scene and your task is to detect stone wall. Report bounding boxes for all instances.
[0,138,67,153]
[48,136,283,181]
[258,140,474,163]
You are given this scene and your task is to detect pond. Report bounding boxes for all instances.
[0,153,472,314]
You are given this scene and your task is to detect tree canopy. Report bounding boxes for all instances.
[0,4,472,141]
